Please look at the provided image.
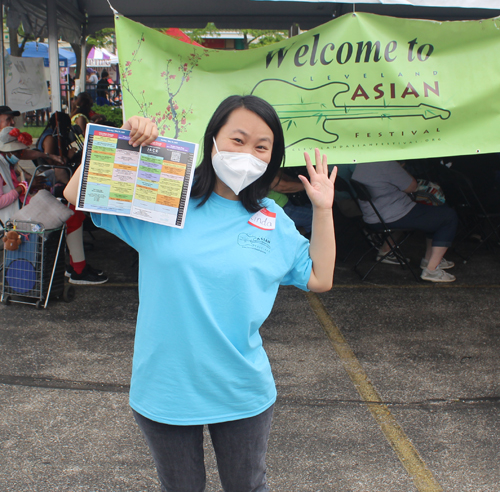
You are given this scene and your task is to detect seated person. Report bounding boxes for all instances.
[0,128,31,228]
[0,125,106,285]
[71,92,93,134]
[37,114,108,286]
[70,92,106,137]
[269,169,312,237]
[36,112,81,184]
[0,105,64,166]
[352,160,459,283]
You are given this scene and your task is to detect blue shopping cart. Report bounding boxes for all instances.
[1,219,74,308]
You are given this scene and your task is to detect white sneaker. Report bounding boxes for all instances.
[376,251,410,265]
[420,257,455,270]
[421,267,456,283]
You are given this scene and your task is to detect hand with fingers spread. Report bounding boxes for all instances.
[122,115,159,148]
[299,148,337,210]
[299,148,337,293]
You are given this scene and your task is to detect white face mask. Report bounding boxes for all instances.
[212,138,268,196]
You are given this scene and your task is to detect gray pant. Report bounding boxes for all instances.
[133,405,274,492]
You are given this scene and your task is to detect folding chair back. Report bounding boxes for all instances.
[349,179,420,281]
[334,176,370,263]
[350,179,391,229]
[335,174,353,195]
[434,165,500,261]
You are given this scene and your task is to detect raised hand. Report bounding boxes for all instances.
[298,148,337,210]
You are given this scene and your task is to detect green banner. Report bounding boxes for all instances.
[116,13,500,166]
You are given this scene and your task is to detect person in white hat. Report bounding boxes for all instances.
[0,105,65,166]
[0,126,32,226]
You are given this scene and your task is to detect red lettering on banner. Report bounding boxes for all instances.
[350,81,439,100]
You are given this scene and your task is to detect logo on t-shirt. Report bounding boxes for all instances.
[237,233,271,254]
[248,208,276,230]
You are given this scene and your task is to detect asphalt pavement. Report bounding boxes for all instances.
[0,224,499,492]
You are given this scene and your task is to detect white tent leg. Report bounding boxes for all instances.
[0,0,6,106]
[47,0,61,112]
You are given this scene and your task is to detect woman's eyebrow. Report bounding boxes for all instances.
[230,128,249,137]
[230,129,272,143]
[257,137,273,144]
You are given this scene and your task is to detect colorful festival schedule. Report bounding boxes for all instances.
[77,124,198,228]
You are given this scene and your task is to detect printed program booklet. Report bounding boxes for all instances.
[76,123,198,228]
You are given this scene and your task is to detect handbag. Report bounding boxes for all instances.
[414,179,446,206]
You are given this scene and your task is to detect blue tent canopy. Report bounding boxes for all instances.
[7,42,76,68]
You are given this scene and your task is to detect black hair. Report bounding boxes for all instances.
[190,94,285,213]
[47,111,72,135]
[101,70,109,78]
[39,111,74,158]
[71,92,93,118]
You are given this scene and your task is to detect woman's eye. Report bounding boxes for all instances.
[233,138,243,144]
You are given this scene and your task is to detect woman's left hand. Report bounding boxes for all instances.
[298,148,337,209]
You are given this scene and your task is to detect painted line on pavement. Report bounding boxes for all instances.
[305,291,443,492]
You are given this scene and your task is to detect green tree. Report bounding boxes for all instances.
[187,23,220,44]
[184,24,287,50]
[4,8,44,57]
[241,29,288,49]
[86,28,116,51]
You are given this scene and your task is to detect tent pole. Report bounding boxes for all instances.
[79,23,87,96]
[47,0,62,112]
[0,0,6,105]
[289,23,300,38]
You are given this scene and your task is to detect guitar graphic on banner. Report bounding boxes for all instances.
[251,79,451,147]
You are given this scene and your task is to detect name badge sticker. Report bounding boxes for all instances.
[248,208,276,230]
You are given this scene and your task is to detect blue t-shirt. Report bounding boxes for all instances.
[92,193,312,425]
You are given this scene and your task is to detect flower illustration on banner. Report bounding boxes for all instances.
[153,50,209,137]
[120,33,210,138]
[120,35,149,117]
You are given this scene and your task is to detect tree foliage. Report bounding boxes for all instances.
[185,24,288,49]
[241,29,288,49]
[187,23,220,44]
[87,28,116,51]
[4,13,39,57]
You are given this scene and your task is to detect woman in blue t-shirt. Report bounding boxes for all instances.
[64,95,337,492]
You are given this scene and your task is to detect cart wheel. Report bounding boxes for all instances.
[2,295,11,305]
[35,300,44,310]
[63,285,76,303]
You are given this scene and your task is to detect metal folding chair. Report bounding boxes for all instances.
[334,175,375,263]
[435,166,500,262]
[350,179,421,282]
